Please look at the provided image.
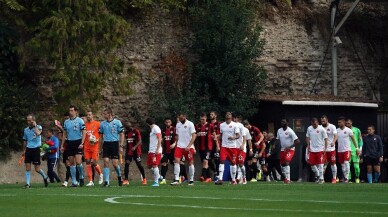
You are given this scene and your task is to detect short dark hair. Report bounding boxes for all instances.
[338,116,346,121]
[368,125,375,130]
[200,113,207,118]
[346,118,353,122]
[282,118,289,123]
[79,113,86,117]
[146,117,155,125]
[210,111,217,116]
[69,105,78,111]
[27,113,36,120]
[242,120,250,126]
[104,107,113,115]
[177,111,186,116]
[48,128,55,133]
[311,117,318,122]
[321,115,328,120]
[164,117,171,121]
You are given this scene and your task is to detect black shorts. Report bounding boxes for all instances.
[258,157,266,165]
[62,151,69,164]
[103,141,119,159]
[200,150,211,162]
[24,147,41,165]
[66,139,83,157]
[161,152,174,165]
[125,152,141,163]
[364,157,380,166]
[211,150,220,159]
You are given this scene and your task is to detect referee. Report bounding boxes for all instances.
[361,125,384,183]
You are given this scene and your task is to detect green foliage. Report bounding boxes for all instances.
[0,22,36,160]
[20,0,134,114]
[189,0,266,118]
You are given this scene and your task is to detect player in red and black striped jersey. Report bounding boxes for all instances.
[123,122,146,185]
[160,118,176,184]
[243,120,265,181]
[209,111,221,180]
[195,113,216,182]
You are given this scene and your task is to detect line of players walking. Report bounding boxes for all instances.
[21,105,384,188]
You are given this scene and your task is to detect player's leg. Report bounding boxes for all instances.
[149,154,161,186]
[366,158,373,183]
[310,152,319,181]
[91,150,103,184]
[373,159,381,183]
[85,157,94,186]
[123,155,131,184]
[171,148,182,185]
[134,154,146,185]
[75,141,84,186]
[187,149,195,185]
[352,153,361,183]
[111,144,122,186]
[62,151,70,186]
[160,155,169,183]
[250,158,258,182]
[215,147,227,185]
[67,142,78,186]
[260,158,269,181]
[33,149,48,187]
[228,148,238,184]
[329,151,337,184]
[212,151,220,181]
[281,150,294,183]
[24,149,31,188]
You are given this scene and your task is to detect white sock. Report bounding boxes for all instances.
[281,166,285,178]
[189,165,194,182]
[318,164,324,180]
[311,165,319,177]
[331,164,337,179]
[219,164,225,181]
[240,165,246,179]
[153,167,159,183]
[323,163,328,172]
[174,163,180,181]
[285,165,290,180]
[230,165,237,181]
[237,167,242,180]
[344,161,350,179]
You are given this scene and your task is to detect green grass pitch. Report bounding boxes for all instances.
[1,181,388,217]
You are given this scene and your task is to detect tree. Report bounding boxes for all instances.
[21,0,134,113]
[189,0,266,118]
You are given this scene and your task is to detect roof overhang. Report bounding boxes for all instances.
[282,100,378,108]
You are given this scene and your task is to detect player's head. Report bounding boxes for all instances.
[320,115,328,126]
[345,118,353,128]
[337,116,346,128]
[209,111,217,120]
[146,117,155,127]
[281,118,289,127]
[267,132,274,140]
[262,130,268,139]
[103,107,113,120]
[46,128,55,137]
[86,111,94,122]
[242,120,251,128]
[68,105,78,118]
[225,112,233,122]
[177,112,187,124]
[164,118,172,128]
[200,113,207,125]
[234,114,242,123]
[367,125,375,135]
[26,113,36,127]
[124,122,133,131]
[311,117,319,128]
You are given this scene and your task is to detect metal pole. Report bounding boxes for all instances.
[331,4,338,96]
[335,0,361,35]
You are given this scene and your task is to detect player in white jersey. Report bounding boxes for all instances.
[306,118,328,184]
[233,115,247,184]
[336,116,359,183]
[146,118,162,187]
[171,112,197,186]
[320,115,338,184]
[276,118,300,184]
[215,112,241,185]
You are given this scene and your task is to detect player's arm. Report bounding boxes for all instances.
[187,133,197,150]
[358,129,363,150]
[257,131,264,145]
[61,130,67,152]
[99,132,104,154]
[241,134,246,151]
[378,136,384,162]
[332,133,338,146]
[324,138,328,153]
[306,137,311,151]
[286,138,300,150]
[156,133,162,154]
[248,139,253,156]
[33,123,42,136]
[350,134,360,155]
[22,140,27,157]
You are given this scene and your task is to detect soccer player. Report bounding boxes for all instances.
[209,111,221,181]
[45,128,61,183]
[57,113,72,187]
[266,132,284,181]
[361,125,384,183]
[242,120,264,182]
[160,118,176,184]
[195,113,215,183]
[337,116,359,183]
[61,105,86,187]
[123,122,146,185]
[146,118,162,187]
[237,123,252,184]
[345,119,363,183]
[306,118,328,184]
[99,108,125,187]
[84,111,103,187]
[170,112,196,186]
[276,118,300,184]
[215,112,241,185]
[22,114,49,188]
[320,115,338,184]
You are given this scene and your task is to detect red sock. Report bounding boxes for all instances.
[95,164,102,174]
[87,164,93,182]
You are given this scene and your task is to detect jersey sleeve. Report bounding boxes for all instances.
[117,120,124,133]
[306,127,310,138]
[22,129,27,141]
[332,125,338,134]
[291,129,298,141]
[63,121,68,132]
[79,118,86,130]
[99,123,104,134]
[245,129,252,140]
[190,122,196,134]
[276,129,280,140]
[136,129,142,140]
[348,128,354,136]
[322,128,328,139]
[241,125,246,136]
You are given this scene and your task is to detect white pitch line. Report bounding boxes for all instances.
[104,197,388,215]
[0,194,16,197]
[37,193,388,205]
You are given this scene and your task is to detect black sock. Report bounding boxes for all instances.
[91,164,96,181]
[66,166,70,182]
[206,168,211,179]
[124,163,130,180]
[161,165,168,178]
[136,162,145,179]
[252,164,258,179]
[201,168,206,178]
[214,159,220,177]
[180,164,187,179]
[76,166,80,182]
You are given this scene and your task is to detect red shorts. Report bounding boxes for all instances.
[220,147,239,165]
[237,151,246,165]
[280,150,295,164]
[84,148,99,161]
[147,153,161,166]
[174,147,194,162]
[127,145,142,156]
[337,151,350,164]
[309,151,324,165]
[325,151,336,164]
